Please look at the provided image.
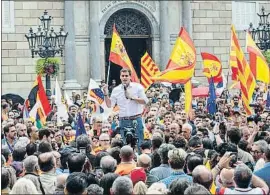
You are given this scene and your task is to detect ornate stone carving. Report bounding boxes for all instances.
[104,9,151,36]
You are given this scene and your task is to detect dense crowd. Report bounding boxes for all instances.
[1,76,270,194]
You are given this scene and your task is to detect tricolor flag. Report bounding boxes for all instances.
[246,32,269,84]
[109,24,139,83]
[201,52,223,83]
[87,79,107,114]
[151,27,196,114]
[25,75,51,128]
[230,31,238,81]
[231,25,256,115]
[140,52,161,90]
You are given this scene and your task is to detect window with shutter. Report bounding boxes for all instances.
[232,1,259,31]
[2,0,15,33]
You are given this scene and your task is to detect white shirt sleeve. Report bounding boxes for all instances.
[110,88,117,107]
[137,84,149,104]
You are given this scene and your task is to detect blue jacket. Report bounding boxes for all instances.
[254,162,270,188]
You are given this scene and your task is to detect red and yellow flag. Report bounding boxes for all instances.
[140,52,161,90]
[109,24,139,83]
[230,32,238,81]
[151,27,196,113]
[201,52,223,83]
[231,25,256,115]
[246,32,269,84]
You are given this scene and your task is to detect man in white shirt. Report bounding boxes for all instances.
[103,68,148,152]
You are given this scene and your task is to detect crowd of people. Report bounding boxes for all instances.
[1,68,270,195]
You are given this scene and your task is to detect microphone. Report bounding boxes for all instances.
[123,84,128,99]
[133,120,138,128]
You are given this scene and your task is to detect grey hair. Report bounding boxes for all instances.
[184,183,210,195]
[111,176,133,195]
[87,184,104,195]
[182,123,192,131]
[100,155,117,174]
[254,140,268,153]
[158,143,176,164]
[9,178,38,194]
[168,148,187,169]
[14,137,30,150]
[234,164,252,188]
[23,155,39,173]
[133,181,147,195]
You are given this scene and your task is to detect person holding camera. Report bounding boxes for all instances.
[103,68,148,153]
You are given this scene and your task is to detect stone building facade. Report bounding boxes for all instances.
[2,1,269,98]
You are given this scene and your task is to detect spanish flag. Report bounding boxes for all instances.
[109,24,139,83]
[231,25,256,115]
[140,52,161,90]
[230,32,238,81]
[151,27,196,113]
[246,32,269,84]
[26,75,51,128]
[201,52,223,83]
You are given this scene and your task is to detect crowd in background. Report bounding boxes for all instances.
[1,81,270,195]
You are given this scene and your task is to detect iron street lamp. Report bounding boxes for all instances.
[25,10,68,100]
[248,6,270,51]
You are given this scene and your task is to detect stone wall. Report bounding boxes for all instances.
[2,1,64,98]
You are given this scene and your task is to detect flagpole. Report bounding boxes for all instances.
[106,61,111,85]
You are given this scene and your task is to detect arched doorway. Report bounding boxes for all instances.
[104,8,152,85]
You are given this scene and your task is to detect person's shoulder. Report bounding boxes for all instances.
[131,82,144,89]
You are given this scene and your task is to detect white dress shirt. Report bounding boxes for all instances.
[110,82,149,117]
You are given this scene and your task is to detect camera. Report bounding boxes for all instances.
[124,127,138,147]
[78,147,86,155]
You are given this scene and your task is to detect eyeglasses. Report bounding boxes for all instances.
[100,140,110,142]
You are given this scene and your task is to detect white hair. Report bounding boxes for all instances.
[182,123,192,131]
[10,178,38,194]
[147,182,168,194]
[14,137,30,150]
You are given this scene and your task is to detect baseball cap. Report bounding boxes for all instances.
[130,167,147,185]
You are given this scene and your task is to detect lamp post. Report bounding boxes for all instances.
[248,6,270,51]
[25,10,68,100]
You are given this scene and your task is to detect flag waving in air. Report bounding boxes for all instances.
[25,75,51,128]
[201,52,223,83]
[246,32,269,84]
[140,52,161,90]
[231,25,256,115]
[151,27,196,114]
[87,79,106,114]
[230,32,238,81]
[109,24,139,83]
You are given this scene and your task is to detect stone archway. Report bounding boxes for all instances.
[99,2,159,84]
[104,8,153,85]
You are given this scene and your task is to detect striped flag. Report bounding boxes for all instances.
[109,24,139,83]
[140,52,161,90]
[231,25,256,115]
[246,32,269,84]
[151,27,196,114]
[230,31,238,81]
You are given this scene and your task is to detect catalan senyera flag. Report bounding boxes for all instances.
[109,24,139,83]
[151,27,196,113]
[230,32,238,81]
[201,52,223,83]
[246,32,269,84]
[26,75,51,128]
[231,25,256,115]
[140,52,161,90]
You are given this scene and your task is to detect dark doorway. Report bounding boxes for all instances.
[105,37,151,85]
[104,8,152,86]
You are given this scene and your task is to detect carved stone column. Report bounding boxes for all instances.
[182,1,192,36]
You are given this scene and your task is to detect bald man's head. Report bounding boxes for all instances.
[192,165,213,190]
[220,168,235,187]
[137,154,151,168]
[38,152,56,172]
[120,145,134,162]
[56,174,68,189]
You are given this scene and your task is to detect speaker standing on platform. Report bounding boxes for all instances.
[102,68,149,153]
